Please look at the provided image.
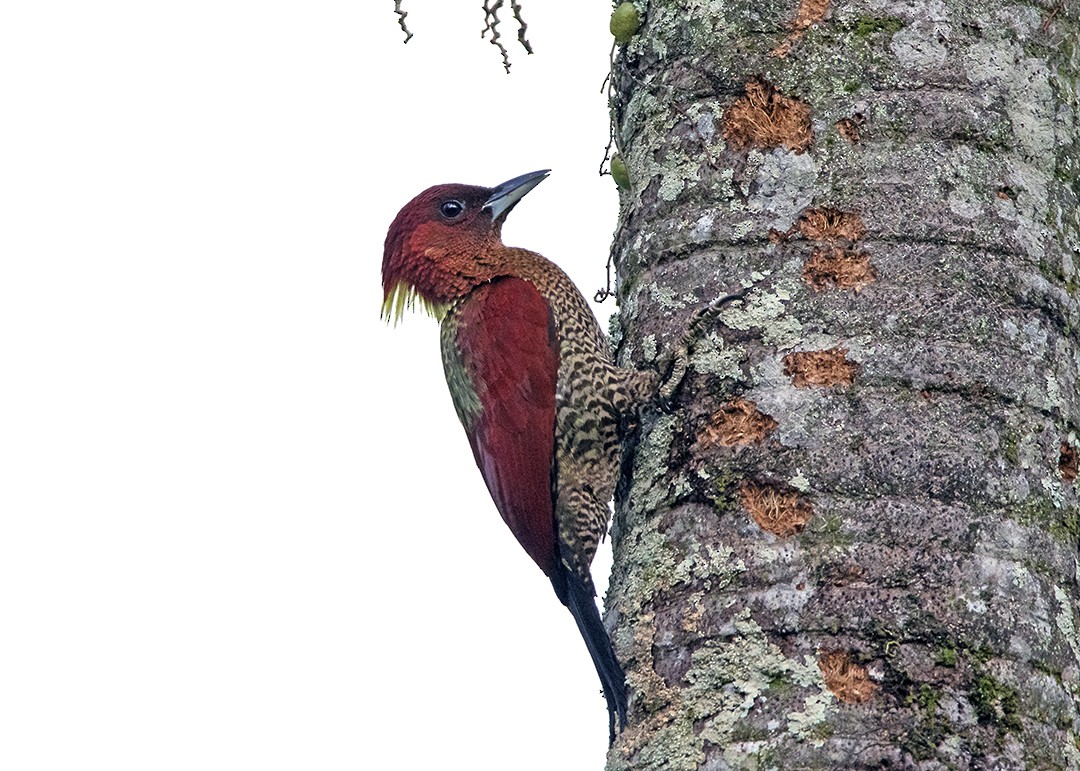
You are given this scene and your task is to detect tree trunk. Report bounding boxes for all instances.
[605,1,1080,768]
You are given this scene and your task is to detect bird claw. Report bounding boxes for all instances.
[656,373,683,414]
[654,288,750,412]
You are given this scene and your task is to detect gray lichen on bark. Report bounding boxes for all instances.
[605,0,1080,768]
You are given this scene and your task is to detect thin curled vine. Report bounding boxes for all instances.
[393,1,532,72]
[393,0,412,43]
[595,38,728,305]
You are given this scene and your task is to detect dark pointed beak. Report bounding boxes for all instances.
[483,169,550,222]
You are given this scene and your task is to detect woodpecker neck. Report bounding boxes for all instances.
[382,236,509,324]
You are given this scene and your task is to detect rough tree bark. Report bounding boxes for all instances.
[605,0,1080,768]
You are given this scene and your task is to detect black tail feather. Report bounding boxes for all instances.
[561,569,628,745]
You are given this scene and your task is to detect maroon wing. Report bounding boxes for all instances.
[446,276,560,577]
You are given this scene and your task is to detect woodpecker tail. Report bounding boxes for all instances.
[558,568,628,745]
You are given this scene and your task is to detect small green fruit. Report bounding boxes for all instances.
[610,154,630,189]
[610,3,640,45]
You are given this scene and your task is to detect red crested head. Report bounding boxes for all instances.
[381,170,549,323]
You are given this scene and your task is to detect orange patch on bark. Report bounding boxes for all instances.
[773,0,831,56]
[798,207,866,242]
[741,482,813,536]
[783,348,859,387]
[836,113,865,142]
[818,651,876,703]
[723,78,813,154]
[697,398,778,449]
[803,248,878,291]
[1062,442,1078,482]
[768,228,789,244]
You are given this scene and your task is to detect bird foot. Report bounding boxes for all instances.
[657,288,750,410]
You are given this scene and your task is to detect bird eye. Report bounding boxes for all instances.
[439,200,465,220]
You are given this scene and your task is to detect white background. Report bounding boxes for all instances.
[2,2,625,769]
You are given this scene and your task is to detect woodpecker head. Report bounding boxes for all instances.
[382,169,549,323]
